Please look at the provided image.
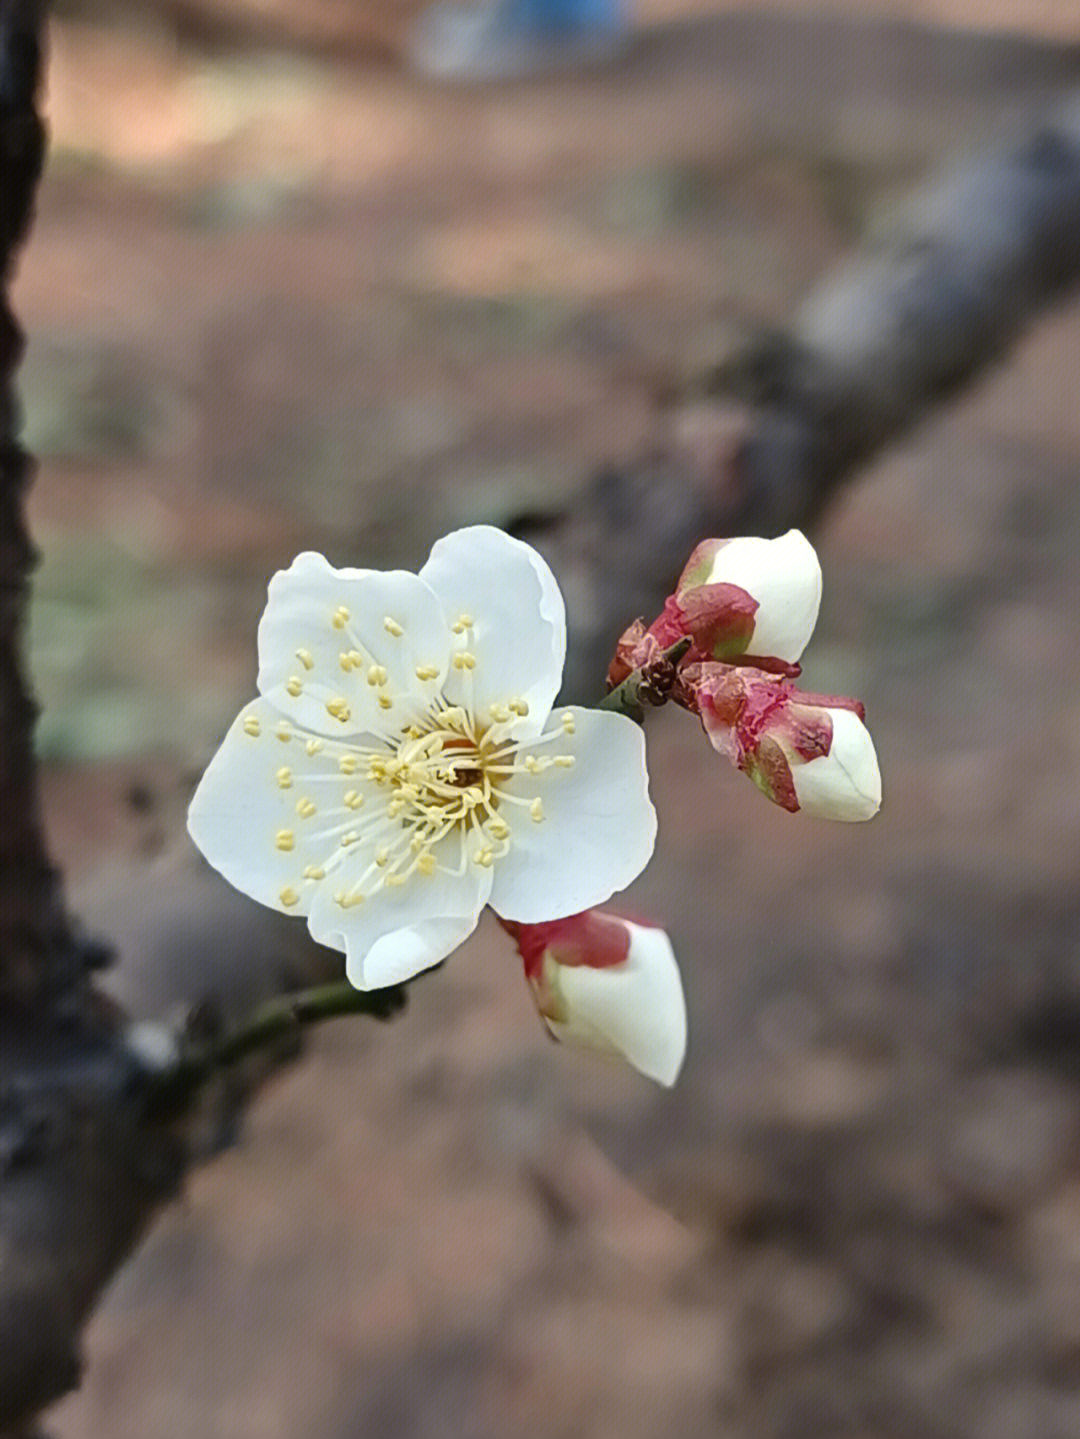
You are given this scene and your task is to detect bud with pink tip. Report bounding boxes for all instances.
[667,529,823,666]
[506,911,687,1087]
[686,662,881,821]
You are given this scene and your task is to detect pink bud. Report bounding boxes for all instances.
[505,911,687,1087]
[687,663,881,821]
[676,530,822,665]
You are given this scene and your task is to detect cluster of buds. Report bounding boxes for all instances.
[609,531,881,820]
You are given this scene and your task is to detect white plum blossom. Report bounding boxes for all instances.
[675,528,823,665]
[510,910,687,1087]
[188,527,656,990]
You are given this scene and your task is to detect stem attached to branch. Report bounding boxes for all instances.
[597,638,691,721]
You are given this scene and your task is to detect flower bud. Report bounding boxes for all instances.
[676,529,822,665]
[508,911,687,1087]
[689,663,881,821]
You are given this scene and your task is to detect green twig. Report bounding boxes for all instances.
[145,980,405,1118]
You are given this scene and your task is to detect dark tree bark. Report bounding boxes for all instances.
[0,0,73,1011]
[539,91,1080,694]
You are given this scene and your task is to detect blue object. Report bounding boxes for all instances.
[409,0,628,79]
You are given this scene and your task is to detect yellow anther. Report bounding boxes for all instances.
[279,886,299,908]
[296,648,315,671]
[344,789,364,810]
[339,755,358,775]
[410,835,425,853]
[458,613,474,628]
[375,847,390,867]
[553,755,576,768]
[451,621,465,635]
[332,605,350,630]
[303,865,325,881]
[334,888,365,908]
[561,711,576,734]
[306,738,324,756]
[339,652,354,672]
[296,798,317,819]
[377,692,393,711]
[473,847,494,868]
[243,715,261,737]
[286,676,303,697]
[275,830,295,852]
[415,665,440,682]
[326,697,351,722]
[341,831,359,847]
[487,818,510,840]
[384,873,407,887]
[452,651,477,671]
[530,798,545,823]
[417,852,437,876]
[276,726,291,743]
[276,766,293,789]
[524,755,541,774]
[509,699,529,717]
[406,725,424,740]
[384,616,404,637]
[489,703,511,723]
[387,798,406,818]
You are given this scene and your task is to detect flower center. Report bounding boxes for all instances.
[286,701,579,913]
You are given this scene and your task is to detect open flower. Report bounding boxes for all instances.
[188,527,656,990]
[507,910,687,1087]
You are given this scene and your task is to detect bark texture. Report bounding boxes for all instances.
[539,90,1080,694]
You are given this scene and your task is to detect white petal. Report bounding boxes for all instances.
[187,697,359,915]
[489,707,656,922]
[704,530,822,664]
[307,847,493,989]
[257,552,452,738]
[419,526,565,731]
[792,707,882,821]
[545,921,687,1086]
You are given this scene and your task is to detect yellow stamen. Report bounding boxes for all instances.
[417,852,437,876]
[530,798,544,823]
[243,715,261,737]
[303,865,325,880]
[296,648,315,671]
[384,616,404,637]
[326,697,351,722]
[306,738,324,756]
[279,886,299,908]
[286,676,303,697]
[415,665,440,682]
[377,692,393,711]
[344,790,364,810]
[332,605,350,630]
[296,798,317,818]
[276,766,292,789]
[275,830,295,852]
[339,755,358,775]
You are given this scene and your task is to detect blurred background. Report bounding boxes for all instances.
[14,1,1080,1435]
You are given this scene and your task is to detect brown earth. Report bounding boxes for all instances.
[11,2,1080,1436]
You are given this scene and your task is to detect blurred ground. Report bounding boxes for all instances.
[13,1,1080,1436]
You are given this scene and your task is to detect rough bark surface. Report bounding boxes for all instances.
[0,0,72,1011]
